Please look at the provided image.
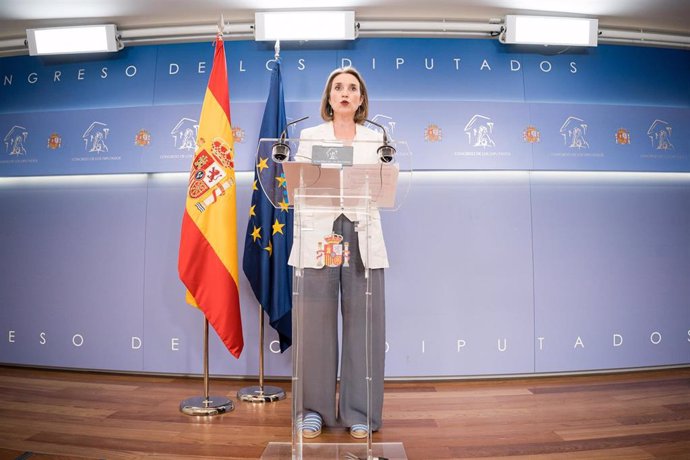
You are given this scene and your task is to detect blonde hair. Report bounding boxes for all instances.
[320,67,369,124]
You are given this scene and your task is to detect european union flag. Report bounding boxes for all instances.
[242,60,293,352]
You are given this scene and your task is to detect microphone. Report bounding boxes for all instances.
[365,119,396,163]
[271,116,309,163]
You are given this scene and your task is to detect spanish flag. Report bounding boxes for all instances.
[178,35,243,359]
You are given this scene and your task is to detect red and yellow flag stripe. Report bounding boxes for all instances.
[178,35,243,358]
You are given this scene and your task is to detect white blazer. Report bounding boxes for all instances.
[287,121,389,269]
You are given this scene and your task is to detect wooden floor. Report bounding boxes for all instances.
[0,366,689,460]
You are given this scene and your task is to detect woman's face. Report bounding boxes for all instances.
[328,72,363,120]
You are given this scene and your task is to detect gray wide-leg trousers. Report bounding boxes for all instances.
[300,215,386,430]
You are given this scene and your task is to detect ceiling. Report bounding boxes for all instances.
[0,0,689,45]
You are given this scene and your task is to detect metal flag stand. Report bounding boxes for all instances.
[179,15,234,417]
[237,39,286,405]
[237,305,286,403]
[180,318,234,416]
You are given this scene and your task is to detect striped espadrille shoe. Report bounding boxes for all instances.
[301,411,323,439]
[349,423,369,439]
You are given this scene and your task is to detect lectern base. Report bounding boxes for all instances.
[260,442,407,459]
[179,396,234,416]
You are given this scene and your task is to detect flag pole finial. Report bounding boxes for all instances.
[217,13,225,38]
[274,40,280,60]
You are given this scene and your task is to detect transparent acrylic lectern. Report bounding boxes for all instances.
[258,137,411,460]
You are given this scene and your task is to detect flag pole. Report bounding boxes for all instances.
[238,38,287,404]
[180,317,235,415]
[237,305,286,403]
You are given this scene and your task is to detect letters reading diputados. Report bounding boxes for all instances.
[2,56,579,88]
[174,57,579,74]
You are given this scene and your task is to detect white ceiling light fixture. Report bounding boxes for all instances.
[501,15,598,47]
[254,11,356,41]
[26,24,121,56]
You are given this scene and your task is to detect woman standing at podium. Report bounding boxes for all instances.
[287,67,388,440]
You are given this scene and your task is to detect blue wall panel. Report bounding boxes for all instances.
[0,175,148,370]
[383,172,535,376]
[531,173,690,372]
